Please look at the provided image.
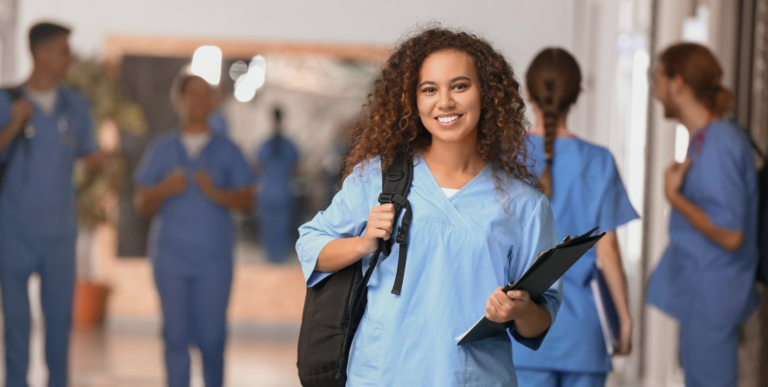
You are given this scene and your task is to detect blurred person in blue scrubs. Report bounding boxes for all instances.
[513,48,637,387]
[646,43,760,387]
[0,22,106,387]
[134,74,255,387]
[255,107,298,263]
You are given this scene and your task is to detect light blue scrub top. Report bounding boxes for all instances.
[513,135,638,373]
[134,132,255,274]
[257,135,298,201]
[0,87,97,241]
[647,120,760,328]
[297,155,563,387]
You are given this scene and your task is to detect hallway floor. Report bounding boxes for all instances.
[5,324,301,387]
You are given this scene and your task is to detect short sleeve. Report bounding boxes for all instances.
[134,140,167,186]
[694,127,750,232]
[75,97,98,157]
[224,143,256,189]
[508,195,562,350]
[296,163,373,287]
[598,154,639,232]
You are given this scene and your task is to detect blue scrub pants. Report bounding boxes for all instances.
[516,369,607,387]
[257,195,293,264]
[679,320,738,387]
[154,265,232,387]
[0,231,76,387]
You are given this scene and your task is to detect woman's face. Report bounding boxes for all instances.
[178,77,214,123]
[416,50,482,146]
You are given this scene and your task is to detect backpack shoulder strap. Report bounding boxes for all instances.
[1,86,26,156]
[378,154,414,295]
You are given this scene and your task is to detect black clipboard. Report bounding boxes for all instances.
[456,227,605,346]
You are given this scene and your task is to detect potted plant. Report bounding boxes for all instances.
[65,59,147,327]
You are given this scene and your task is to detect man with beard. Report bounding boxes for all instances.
[646,43,760,387]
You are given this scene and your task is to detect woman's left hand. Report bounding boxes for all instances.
[485,287,537,323]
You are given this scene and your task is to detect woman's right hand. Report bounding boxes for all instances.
[160,168,187,197]
[358,203,395,255]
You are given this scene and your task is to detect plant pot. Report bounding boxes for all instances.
[72,281,110,328]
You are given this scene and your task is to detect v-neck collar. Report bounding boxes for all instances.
[415,152,490,202]
[175,131,215,166]
[24,87,64,119]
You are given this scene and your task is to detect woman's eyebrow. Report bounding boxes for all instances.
[418,76,472,88]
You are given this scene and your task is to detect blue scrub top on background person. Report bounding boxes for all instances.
[297,155,563,387]
[134,131,256,272]
[0,87,97,387]
[257,135,298,202]
[0,88,97,239]
[647,120,760,329]
[257,134,299,263]
[513,135,638,374]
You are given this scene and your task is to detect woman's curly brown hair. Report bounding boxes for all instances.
[342,27,539,192]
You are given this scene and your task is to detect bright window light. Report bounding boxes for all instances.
[234,55,267,103]
[683,5,710,43]
[675,124,690,163]
[191,46,222,86]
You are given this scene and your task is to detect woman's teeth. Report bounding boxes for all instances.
[438,115,459,124]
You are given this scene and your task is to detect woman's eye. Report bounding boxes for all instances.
[453,84,468,91]
[422,87,437,93]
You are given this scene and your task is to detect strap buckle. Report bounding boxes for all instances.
[395,227,407,244]
[378,192,395,204]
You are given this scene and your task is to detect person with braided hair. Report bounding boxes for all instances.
[646,43,760,387]
[512,48,637,387]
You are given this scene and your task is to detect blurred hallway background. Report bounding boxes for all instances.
[0,0,767,386]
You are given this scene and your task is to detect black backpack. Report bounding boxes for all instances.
[0,87,27,191]
[297,155,413,387]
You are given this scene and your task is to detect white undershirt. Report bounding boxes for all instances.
[24,88,58,115]
[180,132,212,159]
[441,187,460,198]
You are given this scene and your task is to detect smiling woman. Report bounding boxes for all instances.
[297,27,561,387]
